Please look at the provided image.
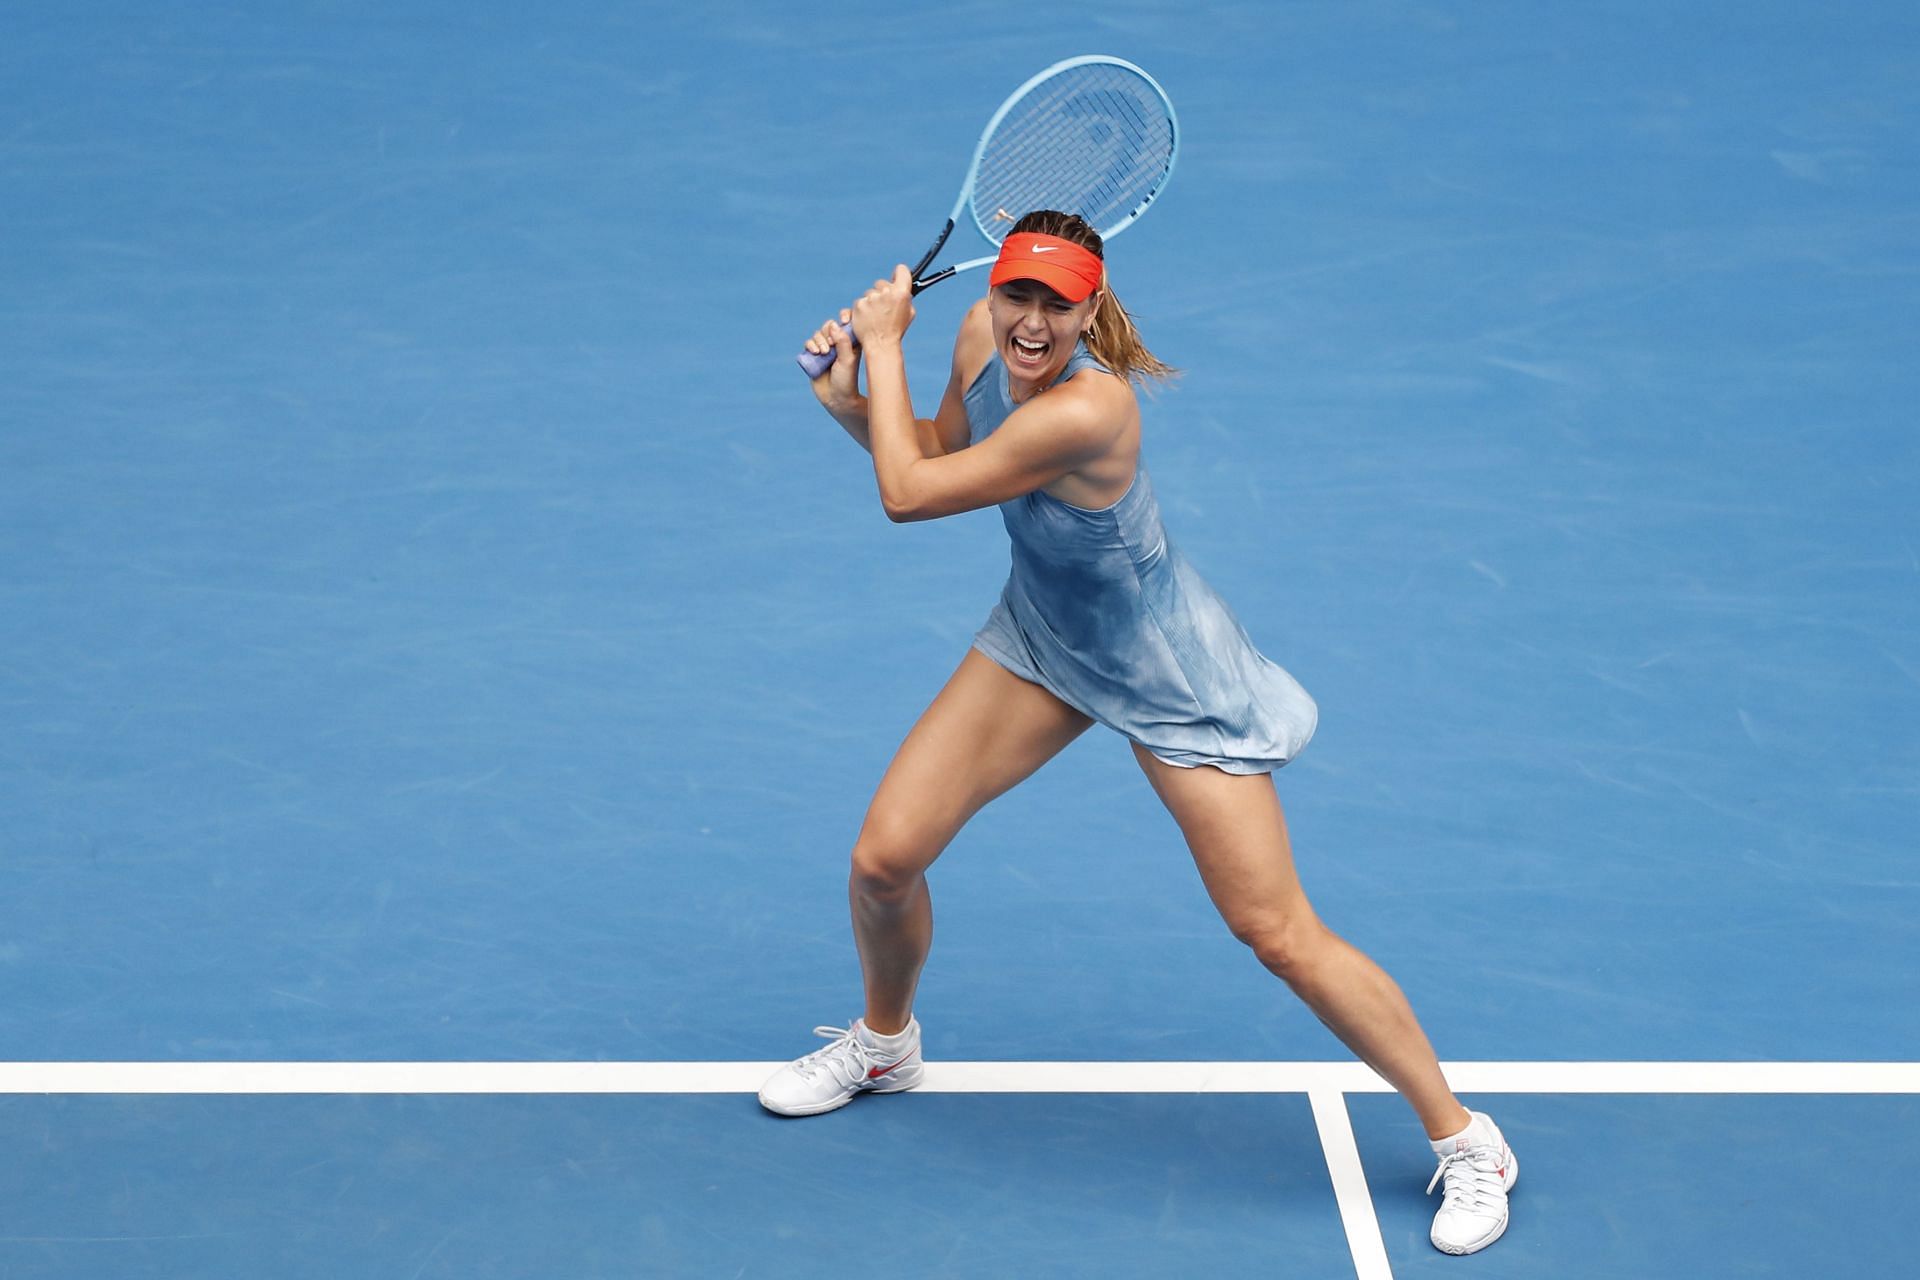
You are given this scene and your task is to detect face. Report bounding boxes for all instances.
[988,279,1098,391]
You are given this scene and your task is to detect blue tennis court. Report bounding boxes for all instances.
[3,1,1915,1275]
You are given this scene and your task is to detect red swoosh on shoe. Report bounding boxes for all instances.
[866,1055,912,1080]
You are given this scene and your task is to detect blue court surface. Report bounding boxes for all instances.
[3,1,1916,1275]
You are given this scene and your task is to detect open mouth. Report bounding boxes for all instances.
[1010,335,1050,366]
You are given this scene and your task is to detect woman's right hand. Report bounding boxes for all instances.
[804,309,862,411]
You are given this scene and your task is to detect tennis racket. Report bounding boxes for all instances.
[796,54,1178,377]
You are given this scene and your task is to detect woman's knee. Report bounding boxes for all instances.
[849,814,941,902]
[1230,911,1331,982]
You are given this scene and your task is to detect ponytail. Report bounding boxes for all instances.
[1085,276,1177,386]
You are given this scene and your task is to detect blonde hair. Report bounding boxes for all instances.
[1008,210,1177,386]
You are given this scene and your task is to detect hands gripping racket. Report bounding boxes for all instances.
[796,54,1178,377]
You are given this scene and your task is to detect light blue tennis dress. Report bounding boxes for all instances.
[967,344,1319,774]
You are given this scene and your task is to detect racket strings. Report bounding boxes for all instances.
[971,64,1175,243]
[980,88,1162,230]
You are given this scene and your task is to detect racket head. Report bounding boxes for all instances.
[963,55,1180,249]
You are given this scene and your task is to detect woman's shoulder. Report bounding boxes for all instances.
[1010,357,1135,468]
[952,298,997,388]
[1058,354,1136,416]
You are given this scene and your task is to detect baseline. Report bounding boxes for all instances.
[0,1060,1915,1093]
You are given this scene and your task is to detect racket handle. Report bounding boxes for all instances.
[796,320,859,378]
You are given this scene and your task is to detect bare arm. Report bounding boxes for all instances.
[822,391,950,459]
[857,268,1129,524]
[802,309,951,459]
[877,374,1127,521]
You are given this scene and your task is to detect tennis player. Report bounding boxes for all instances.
[765,211,1517,1256]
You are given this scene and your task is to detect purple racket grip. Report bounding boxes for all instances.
[796,319,858,377]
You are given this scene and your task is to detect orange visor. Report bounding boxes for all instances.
[989,233,1104,303]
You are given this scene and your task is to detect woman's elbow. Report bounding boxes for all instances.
[882,493,928,523]
[881,480,947,522]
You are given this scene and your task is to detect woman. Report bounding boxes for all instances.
[761,211,1518,1256]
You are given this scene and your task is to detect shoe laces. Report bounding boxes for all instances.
[792,1023,887,1089]
[1427,1143,1508,1215]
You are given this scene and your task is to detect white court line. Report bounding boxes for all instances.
[1309,1089,1394,1280]
[0,1060,1915,1094]
[6,1061,1912,1280]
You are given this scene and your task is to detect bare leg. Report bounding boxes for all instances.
[851,650,1092,1033]
[1131,743,1471,1140]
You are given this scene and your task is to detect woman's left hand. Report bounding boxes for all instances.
[851,265,915,348]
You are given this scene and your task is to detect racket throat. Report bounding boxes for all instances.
[911,265,957,295]
[910,219,956,293]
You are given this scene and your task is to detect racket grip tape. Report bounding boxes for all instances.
[796,320,859,378]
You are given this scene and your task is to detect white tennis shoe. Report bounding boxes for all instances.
[757,1019,924,1117]
[1427,1111,1519,1255]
